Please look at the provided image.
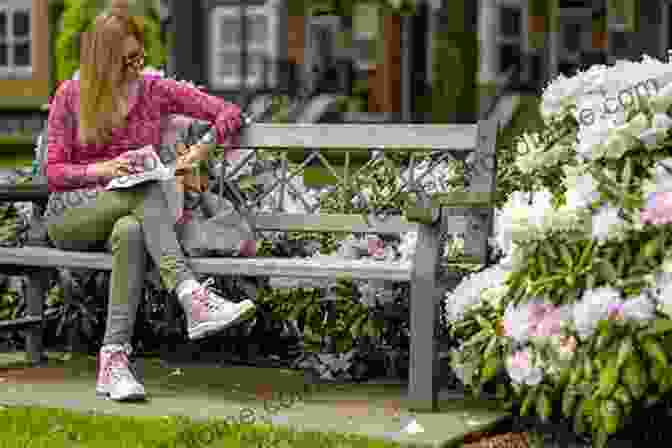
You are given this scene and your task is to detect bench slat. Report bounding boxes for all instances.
[238,123,478,151]
[0,183,49,203]
[0,315,42,330]
[207,213,418,234]
[0,247,412,282]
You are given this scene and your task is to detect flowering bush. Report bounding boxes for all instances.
[445,54,672,447]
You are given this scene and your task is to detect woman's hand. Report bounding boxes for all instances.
[176,143,210,172]
[175,143,209,193]
[91,154,132,179]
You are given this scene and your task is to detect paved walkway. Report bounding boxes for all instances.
[0,351,507,447]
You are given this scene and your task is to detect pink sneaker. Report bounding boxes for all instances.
[182,277,256,340]
[95,343,146,401]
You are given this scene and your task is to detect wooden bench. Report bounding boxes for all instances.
[0,120,498,412]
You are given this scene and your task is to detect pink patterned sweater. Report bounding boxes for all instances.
[46,74,242,193]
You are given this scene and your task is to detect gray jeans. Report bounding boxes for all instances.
[46,180,197,345]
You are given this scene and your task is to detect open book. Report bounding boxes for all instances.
[105,147,175,190]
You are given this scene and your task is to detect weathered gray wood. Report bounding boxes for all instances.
[207,212,418,234]
[451,118,498,264]
[238,123,479,150]
[25,269,49,366]
[0,183,49,203]
[0,247,413,282]
[0,315,42,330]
[407,220,442,412]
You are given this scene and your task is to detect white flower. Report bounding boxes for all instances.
[443,264,511,321]
[590,205,628,242]
[620,295,656,322]
[495,191,555,246]
[650,271,672,317]
[576,121,611,160]
[502,298,548,344]
[652,159,672,191]
[573,287,622,339]
[505,348,543,386]
[563,166,600,211]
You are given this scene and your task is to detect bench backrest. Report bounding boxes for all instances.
[214,120,498,264]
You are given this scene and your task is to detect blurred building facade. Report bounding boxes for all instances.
[480,0,672,88]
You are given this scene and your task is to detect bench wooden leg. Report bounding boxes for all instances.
[25,269,50,366]
[407,222,442,412]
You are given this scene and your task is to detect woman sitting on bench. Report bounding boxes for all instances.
[44,1,256,401]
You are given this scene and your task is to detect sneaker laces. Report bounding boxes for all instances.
[101,344,140,384]
[193,277,230,312]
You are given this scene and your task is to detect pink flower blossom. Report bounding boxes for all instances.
[503,299,564,343]
[641,192,672,225]
[533,307,564,338]
[505,349,543,385]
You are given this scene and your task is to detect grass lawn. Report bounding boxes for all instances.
[0,405,408,448]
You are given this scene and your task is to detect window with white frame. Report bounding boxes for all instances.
[209,3,277,89]
[0,2,32,78]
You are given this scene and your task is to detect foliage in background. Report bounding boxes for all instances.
[55,0,166,83]
[492,95,546,209]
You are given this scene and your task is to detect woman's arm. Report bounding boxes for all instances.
[46,81,110,192]
[150,78,242,159]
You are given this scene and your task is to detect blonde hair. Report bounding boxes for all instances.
[78,1,145,145]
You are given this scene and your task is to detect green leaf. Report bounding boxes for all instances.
[599,259,619,283]
[475,314,493,331]
[642,337,668,368]
[536,391,552,422]
[573,397,588,434]
[481,356,499,382]
[622,157,633,186]
[640,318,672,337]
[483,336,498,358]
[585,273,596,291]
[576,240,595,271]
[520,388,537,416]
[616,337,634,368]
[463,329,490,347]
[559,246,574,268]
[562,386,578,418]
[598,363,619,398]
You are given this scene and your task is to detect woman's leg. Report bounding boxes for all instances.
[102,215,148,346]
[93,216,149,401]
[130,181,257,340]
[47,191,147,401]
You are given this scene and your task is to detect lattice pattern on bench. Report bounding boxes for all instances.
[215,123,496,265]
